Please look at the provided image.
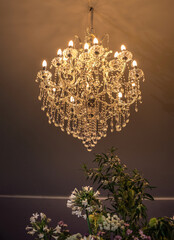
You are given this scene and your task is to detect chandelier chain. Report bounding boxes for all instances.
[89,6,94,33]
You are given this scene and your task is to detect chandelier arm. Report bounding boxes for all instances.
[101,33,109,49]
[74,35,82,48]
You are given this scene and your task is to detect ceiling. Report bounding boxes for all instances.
[0,0,174,198]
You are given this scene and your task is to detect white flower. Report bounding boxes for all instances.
[70,194,76,199]
[30,216,36,223]
[67,186,101,219]
[112,215,119,220]
[72,210,82,217]
[43,225,49,232]
[40,212,46,219]
[26,226,33,230]
[72,188,78,195]
[83,186,93,192]
[82,199,88,206]
[104,223,110,230]
[100,214,124,232]
[83,186,89,191]
[86,206,93,213]
[27,230,36,235]
[52,236,58,240]
[67,200,73,208]
[33,212,39,219]
[38,233,44,238]
[94,191,100,197]
[54,225,61,234]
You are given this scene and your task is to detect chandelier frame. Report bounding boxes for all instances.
[35,5,145,151]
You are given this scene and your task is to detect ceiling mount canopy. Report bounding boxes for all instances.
[35,4,145,151]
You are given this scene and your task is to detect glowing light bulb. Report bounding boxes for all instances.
[84,43,89,50]
[114,51,119,58]
[57,49,62,56]
[118,92,122,98]
[132,82,136,87]
[86,82,89,89]
[42,60,47,69]
[132,60,137,67]
[121,45,126,51]
[70,96,75,103]
[68,40,73,47]
[53,88,56,92]
[93,37,98,45]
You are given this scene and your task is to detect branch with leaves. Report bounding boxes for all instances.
[83,147,154,230]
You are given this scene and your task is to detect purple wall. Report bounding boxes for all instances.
[0,0,174,239]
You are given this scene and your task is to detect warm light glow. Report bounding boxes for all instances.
[93,37,98,44]
[70,96,75,103]
[42,60,47,68]
[63,56,67,61]
[68,40,74,47]
[57,49,62,56]
[114,51,119,58]
[36,20,145,151]
[121,45,126,51]
[118,92,122,98]
[84,43,89,50]
[132,60,137,67]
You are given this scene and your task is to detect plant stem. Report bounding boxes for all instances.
[86,210,92,235]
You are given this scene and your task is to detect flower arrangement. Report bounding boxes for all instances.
[26,212,70,240]
[26,148,174,240]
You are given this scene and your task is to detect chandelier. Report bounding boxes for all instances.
[35,6,145,151]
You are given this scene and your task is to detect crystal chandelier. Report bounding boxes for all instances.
[35,6,145,151]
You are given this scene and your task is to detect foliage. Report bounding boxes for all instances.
[83,147,154,230]
[143,217,174,240]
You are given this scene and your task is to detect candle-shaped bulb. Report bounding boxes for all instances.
[132,60,137,67]
[93,37,98,45]
[132,82,136,87]
[84,43,89,50]
[68,40,73,47]
[114,51,119,58]
[118,92,122,98]
[42,60,47,69]
[57,49,62,56]
[70,96,75,103]
[121,44,126,51]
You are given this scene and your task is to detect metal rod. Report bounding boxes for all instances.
[0,195,174,200]
[89,6,94,33]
